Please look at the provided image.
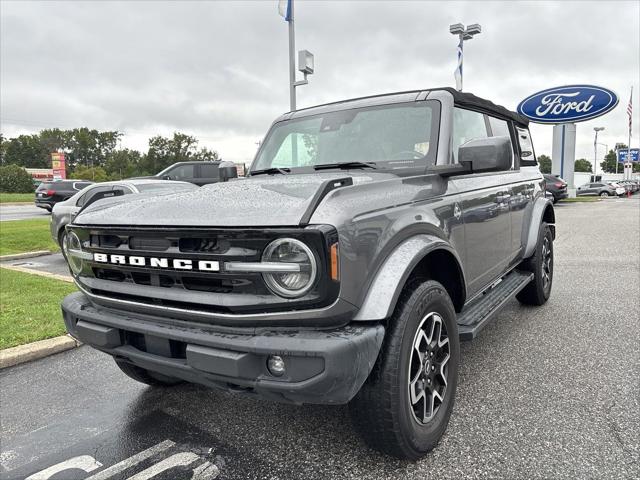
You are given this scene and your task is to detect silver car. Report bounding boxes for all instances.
[51,179,197,250]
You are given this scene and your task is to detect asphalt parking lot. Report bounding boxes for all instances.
[1,253,70,278]
[1,197,638,480]
[0,204,49,221]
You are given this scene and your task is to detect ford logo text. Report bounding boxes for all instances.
[517,85,618,124]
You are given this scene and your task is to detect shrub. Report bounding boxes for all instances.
[0,164,35,193]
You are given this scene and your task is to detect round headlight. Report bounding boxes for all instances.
[64,231,84,275]
[261,238,317,298]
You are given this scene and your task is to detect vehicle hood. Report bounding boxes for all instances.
[73,172,397,227]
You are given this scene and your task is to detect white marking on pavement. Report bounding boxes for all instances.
[84,440,176,480]
[25,455,102,480]
[126,452,201,480]
[190,461,220,480]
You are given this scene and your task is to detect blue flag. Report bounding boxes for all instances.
[278,0,292,22]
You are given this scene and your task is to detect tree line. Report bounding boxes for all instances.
[0,129,219,181]
[538,146,639,175]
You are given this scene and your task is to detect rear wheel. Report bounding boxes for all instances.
[115,359,183,387]
[599,191,609,197]
[349,279,459,460]
[517,222,553,306]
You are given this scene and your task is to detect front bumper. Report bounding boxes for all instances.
[62,292,384,405]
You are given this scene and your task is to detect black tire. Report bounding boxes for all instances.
[349,279,459,460]
[599,191,609,197]
[114,359,183,387]
[58,230,68,261]
[517,222,553,306]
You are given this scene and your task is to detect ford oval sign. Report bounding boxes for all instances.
[517,85,618,124]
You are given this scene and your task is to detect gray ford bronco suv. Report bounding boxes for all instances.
[61,87,555,459]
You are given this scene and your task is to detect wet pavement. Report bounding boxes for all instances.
[0,204,49,221]
[1,198,639,479]
[0,253,70,278]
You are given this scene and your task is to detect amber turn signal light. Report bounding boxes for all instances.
[330,243,339,281]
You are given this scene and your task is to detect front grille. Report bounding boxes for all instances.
[71,226,339,317]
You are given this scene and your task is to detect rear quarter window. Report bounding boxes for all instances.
[516,127,537,166]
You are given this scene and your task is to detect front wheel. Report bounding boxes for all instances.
[517,222,553,305]
[349,279,459,460]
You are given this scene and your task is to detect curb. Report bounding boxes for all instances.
[0,250,53,261]
[0,201,33,206]
[0,264,73,283]
[0,335,82,369]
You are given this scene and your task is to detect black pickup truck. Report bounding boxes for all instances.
[61,87,554,460]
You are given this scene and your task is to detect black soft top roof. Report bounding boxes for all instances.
[284,87,529,127]
[436,87,529,127]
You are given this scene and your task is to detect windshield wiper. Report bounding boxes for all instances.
[313,161,377,171]
[250,167,291,176]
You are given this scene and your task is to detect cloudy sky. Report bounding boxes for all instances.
[1,0,639,168]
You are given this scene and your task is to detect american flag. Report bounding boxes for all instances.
[628,87,633,137]
[454,39,463,91]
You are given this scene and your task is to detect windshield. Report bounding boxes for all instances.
[252,101,438,173]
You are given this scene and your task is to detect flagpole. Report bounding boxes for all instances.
[288,0,296,111]
[627,86,633,180]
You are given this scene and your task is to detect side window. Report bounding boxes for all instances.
[114,185,134,195]
[78,186,113,207]
[452,108,488,163]
[488,117,515,169]
[167,164,195,180]
[200,163,219,180]
[516,127,537,166]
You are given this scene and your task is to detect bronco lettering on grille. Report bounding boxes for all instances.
[93,253,220,271]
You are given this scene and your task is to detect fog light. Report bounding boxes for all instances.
[267,355,286,377]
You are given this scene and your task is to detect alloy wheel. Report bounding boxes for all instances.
[408,312,450,424]
[541,236,552,291]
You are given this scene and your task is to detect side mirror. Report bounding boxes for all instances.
[162,175,171,180]
[219,161,238,182]
[458,136,512,174]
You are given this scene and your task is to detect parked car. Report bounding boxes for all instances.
[135,160,239,186]
[50,179,197,253]
[606,182,627,196]
[61,87,555,460]
[35,180,94,211]
[543,174,568,203]
[576,182,621,197]
[617,180,638,193]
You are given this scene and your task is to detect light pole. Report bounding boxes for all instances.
[449,23,482,91]
[597,142,609,175]
[593,127,604,179]
[280,0,314,111]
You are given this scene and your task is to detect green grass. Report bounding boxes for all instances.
[0,193,35,203]
[0,268,76,349]
[0,218,59,256]
[558,197,600,203]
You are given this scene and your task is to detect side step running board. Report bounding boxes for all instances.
[457,271,533,341]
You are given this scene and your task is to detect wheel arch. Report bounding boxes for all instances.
[522,197,555,259]
[353,235,467,321]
